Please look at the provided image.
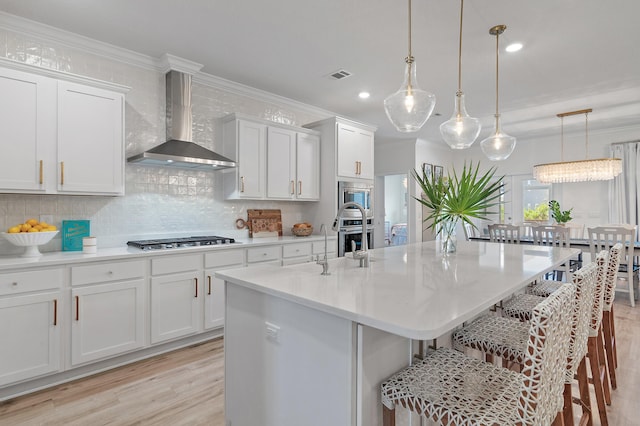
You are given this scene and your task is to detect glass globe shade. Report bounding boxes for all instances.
[440,92,481,149]
[480,118,516,161]
[384,60,436,133]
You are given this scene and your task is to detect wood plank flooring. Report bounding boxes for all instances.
[0,298,638,426]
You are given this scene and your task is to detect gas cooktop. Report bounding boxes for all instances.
[127,236,237,250]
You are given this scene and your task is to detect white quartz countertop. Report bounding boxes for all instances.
[216,241,581,340]
[0,235,334,271]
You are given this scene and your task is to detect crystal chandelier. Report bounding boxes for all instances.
[384,0,436,133]
[440,0,481,149]
[480,25,516,161]
[533,109,622,183]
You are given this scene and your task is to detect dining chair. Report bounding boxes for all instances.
[381,283,575,426]
[463,222,476,241]
[452,260,599,426]
[567,222,586,239]
[528,224,572,288]
[588,224,638,307]
[488,223,520,244]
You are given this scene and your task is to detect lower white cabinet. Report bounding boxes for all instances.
[0,291,61,386]
[0,268,63,387]
[71,279,145,366]
[204,249,245,330]
[282,242,313,265]
[150,255,203,344]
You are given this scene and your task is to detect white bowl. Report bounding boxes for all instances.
[1,231,59,257]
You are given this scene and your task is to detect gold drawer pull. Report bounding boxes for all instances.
[60,161,65,185]
[53,299,58,326]
[195,278,199,298]
[290,180,295,195]
[240,176,245,192]
[298,180,302,195]
[75,295,79,321]
[208,276,212,295]
[39,160,43,185]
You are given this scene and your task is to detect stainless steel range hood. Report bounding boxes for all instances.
[127,70,236,170]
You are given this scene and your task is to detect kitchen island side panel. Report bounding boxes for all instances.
[225,283,355,426]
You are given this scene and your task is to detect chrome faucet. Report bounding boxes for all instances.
[316,224,330,275]
[332,201,369,267]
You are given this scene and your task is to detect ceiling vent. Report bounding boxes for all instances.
[329,69,352,80]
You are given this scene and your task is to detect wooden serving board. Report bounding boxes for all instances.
[247,209,282,238]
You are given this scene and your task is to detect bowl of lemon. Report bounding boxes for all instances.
[2,219,58,257]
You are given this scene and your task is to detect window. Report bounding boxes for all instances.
[522,179,551,222]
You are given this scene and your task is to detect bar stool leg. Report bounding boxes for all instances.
[576,357,593,426]
[587,336,609,426]
[383,405,396,426]
[602,310,617,389]
[596,327,612,405]
[562,383,574,426]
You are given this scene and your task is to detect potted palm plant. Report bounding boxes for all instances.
[412,161,505,253]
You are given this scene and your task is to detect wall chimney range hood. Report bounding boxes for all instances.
[128,69,236,170]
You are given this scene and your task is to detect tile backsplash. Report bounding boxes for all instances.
[0,26,329,255]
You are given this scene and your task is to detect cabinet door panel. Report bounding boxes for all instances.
[0,292,60,386]
[71,280,145,365]
[296,133,320,200]
[151,272,201,343]
[204,273,226,330]
[337,124,359,178]
[266,127,295,199]
[237,120,266,198]
[57,81,124,195]
[0,68,55,192]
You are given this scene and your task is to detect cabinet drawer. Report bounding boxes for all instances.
[283,243,312,259]
[0,268,63,295]
[151,254,201,275]
[205,249,245,269]
[313,240,337,255]
[247,246,281,263]
[72,260,145,286]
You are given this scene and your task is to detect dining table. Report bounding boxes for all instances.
[217,240,580,426]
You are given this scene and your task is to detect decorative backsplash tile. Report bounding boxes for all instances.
[0,26,328,254]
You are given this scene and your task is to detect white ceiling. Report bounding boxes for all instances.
[1,0,639,141]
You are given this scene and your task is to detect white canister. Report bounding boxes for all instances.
[83,236,97,254]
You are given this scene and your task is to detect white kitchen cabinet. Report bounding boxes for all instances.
[70,260,146,365]
[0,66,56,193]
[223,116,266,199]
[150,254,203,344]
[0,268,63,387]
[204,249,245,330]
[223,113,320,201]
[282,242,313,265]
[337,122,374,180]
[0,60,128,196]
[295,132,320,200]
[57,81,125,195]
[247,245,282,265]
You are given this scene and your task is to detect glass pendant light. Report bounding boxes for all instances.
[480,25,516,161]
[384,0,436,133]
[440,0,481,149]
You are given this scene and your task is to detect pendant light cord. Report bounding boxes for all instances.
[407,0,413,63]
[560,116,565,161]
[494,30,499,117]
[585,111,589,159]
[457,0,464,95]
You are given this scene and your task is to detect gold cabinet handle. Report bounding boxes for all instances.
[298,180,302,195]
[53,299,58,326]
[357,161,362,175]
[290,180,295,195]
[75,295,79,321]
[194,277,199,298]
[355,161,359,175]
[39,160,43,185]
[207,275,212,295]
[60,161,64,185]
[240,176,245,192]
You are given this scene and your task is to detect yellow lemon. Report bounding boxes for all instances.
[26,218,39,226]
[47,225,57,231]
[34,225,43,231]
[39,222,49,228]
[27,227,39,232]
[7,226,21,233]
[20,223,32,232]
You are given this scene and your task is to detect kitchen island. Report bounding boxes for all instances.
[217,240,580,426]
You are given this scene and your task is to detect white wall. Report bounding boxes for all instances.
[0,20,332,255]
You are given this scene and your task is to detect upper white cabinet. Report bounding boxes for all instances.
[57,81,125,195]
[223,113,320,201]
[336,122,374,180]
[0,59,128,196]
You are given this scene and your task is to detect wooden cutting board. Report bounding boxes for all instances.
[247,209,282,237]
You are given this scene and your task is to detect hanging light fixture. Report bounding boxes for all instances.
[384,0,436,133]
[440,0,481,149]
[480,25,516,161]
[533,109,622,183]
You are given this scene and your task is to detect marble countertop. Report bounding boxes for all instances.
[0,235,335,271]
[216,241,581,340]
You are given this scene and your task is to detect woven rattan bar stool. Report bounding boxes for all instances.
[453,260,600,426]
[380,284,575,426]
[602,243,623,389]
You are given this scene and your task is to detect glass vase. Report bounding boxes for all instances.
[440,218,458,254]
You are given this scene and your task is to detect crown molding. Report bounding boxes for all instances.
[0,11,338,120]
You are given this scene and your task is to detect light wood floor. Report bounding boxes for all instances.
[0,298,637,426]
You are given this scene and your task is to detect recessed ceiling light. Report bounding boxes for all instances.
[358,92,370,99]
[505,43,523,53]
